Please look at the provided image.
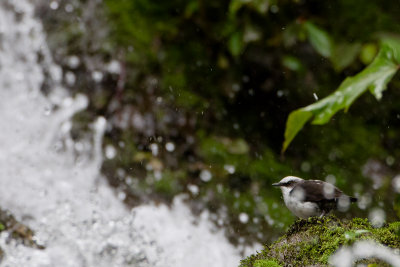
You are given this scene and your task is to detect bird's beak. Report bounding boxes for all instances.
[272,182,281,187]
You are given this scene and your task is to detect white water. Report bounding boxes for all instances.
[330,241,400,267]
[0,1,244,266]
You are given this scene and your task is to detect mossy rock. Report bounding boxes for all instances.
[0,208,45,250]
[240,216,400,267]
[0,207,47,263]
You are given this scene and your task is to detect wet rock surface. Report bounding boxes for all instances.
[0,207,45,261]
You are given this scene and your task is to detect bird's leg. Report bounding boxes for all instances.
[319,210,326,218]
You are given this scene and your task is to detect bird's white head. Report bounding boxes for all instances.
[272,176,303,196]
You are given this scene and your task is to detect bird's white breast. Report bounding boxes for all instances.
[280,186,321,219]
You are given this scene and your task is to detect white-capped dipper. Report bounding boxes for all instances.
[272,176,357,219]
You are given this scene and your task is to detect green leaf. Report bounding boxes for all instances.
[228,31,244,57]
[304,21,333,58]
[331,42,361,71]
[229,0,269,15]
[282,109,313,152]
[303,22,360,70]
[253,0,270,14]
[228,0,250,16]
[282,23,301,47]
[360,43,378,65]
[184,1,199,18]
[282,37,400,152]
[282,55,304,72]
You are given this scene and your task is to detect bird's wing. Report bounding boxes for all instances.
[290,180,343,202]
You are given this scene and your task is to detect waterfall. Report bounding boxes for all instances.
[0,1,244,266]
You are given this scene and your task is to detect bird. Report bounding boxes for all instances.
[272,176,357,219]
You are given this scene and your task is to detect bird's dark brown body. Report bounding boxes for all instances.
[273,176,357,218]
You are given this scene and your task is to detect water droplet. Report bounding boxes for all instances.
[392,175,400,193]
[264,214,274,225]
[224,164,236,174]
[107,60,120,74]
[165,142,175,152]
[43,106,52,116]
[67,56,80,69]
[357,194,372,210]
[187,184,199,195]
[369,208,386,227]
[199,170,212,182]
[117,191,126,201]
[337,196,350,212]
[74,142,84,152]
[154,170,162,181]
[150,143,158,156]
[386,156,395,166]
[65,71,76,86]
[270,5,279,13]
[92,71,103,83]
[292,187,305,201]
[65,4,74,13]
[50,1,59,10]
[217,184,223,193]
[238,213,249,224]
[61,121,72,134]
[325,174,336,185]
[105,145,117,159]
[323,183,335,198]
[301,161,311,172]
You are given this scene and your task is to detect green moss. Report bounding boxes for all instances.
[253,259,282,267]
[240,216,400,267]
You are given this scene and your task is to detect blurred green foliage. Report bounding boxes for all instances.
[101,0,400,243]
[41,0,400,244]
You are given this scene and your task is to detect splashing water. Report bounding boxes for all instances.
[0,1,244,266]
[330,241,400,267]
